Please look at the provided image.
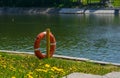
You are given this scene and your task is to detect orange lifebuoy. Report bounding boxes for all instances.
[34,32,56,59]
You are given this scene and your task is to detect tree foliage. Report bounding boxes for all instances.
[0,0,119,7]
[0,0,82,7]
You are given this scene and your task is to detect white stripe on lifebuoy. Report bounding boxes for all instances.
[43,32,46,34]
[50,42,56,45]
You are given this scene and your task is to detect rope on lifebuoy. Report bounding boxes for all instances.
[34,31,56,59]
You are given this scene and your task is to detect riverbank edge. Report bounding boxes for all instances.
[0,7,60,14]
[0,50,120,66]
[0,7,120,14]
[60,8,120,14]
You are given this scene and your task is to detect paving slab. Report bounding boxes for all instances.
[104,72,120,78]
[63,73,102,78]
[63,72,120,78]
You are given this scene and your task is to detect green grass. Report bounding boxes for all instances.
[83,0,120,7]
[0,52,120,78]
[113,0,120,8]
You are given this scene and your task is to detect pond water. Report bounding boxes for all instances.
[0,14,120,63]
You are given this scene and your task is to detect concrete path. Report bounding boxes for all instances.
[63,72,120,78]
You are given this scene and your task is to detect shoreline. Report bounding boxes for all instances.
[0,7,120,14]
[0,7,60,15]
[60,8,120,14]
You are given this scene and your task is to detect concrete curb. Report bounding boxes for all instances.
[59,8,120,14]
[0,50,120,66]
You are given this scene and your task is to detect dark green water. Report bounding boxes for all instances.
[0,14,120,63]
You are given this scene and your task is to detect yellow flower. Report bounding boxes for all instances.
[45,64,50,68]
[51,67,57,71]
[52,66,63,72]
[27,72,33,78]
[3,65,6,68]
[42,69,48,73]
[35,69,48,72]
[51,66,65,74]
[27,75,33,78]
[51,75,55,78]
[11,76,16,78]
[35,69,42,72]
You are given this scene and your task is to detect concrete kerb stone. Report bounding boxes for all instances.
[59,8,120,14]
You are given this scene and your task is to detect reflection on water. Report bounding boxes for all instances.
[0,14,120,63]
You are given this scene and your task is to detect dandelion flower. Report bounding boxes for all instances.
[27,72,33,78]
[27,75,33,78]
[51,75,55,78]
[51,66,65,74]
[28,71,33,75]
[11,76,16,78]
[45,64,50,68]
[3,65,6,68]
[35,69,48,72]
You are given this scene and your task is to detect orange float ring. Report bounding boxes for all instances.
[34,32,56,59]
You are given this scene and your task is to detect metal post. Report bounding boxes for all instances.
[46,28,50,58]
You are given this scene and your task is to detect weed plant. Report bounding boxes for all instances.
[0,52,120,78]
